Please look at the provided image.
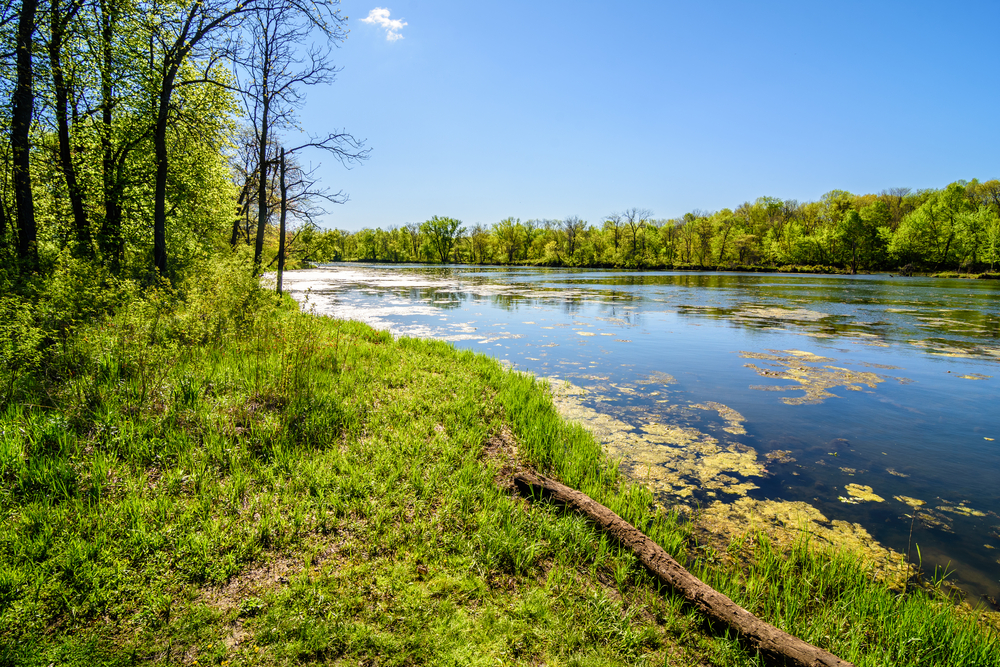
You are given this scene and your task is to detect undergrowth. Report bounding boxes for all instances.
[0,255,997,666]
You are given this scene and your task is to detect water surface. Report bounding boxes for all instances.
[285,265,1000,604]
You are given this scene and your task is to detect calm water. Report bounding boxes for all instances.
[285,264,1000,604]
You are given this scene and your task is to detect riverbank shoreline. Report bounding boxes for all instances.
[2,269,998,665]
[312,259,1000,280]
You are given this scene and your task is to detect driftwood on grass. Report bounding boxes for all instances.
[513,470,854,667]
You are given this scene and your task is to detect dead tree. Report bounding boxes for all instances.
[233,0,367,273]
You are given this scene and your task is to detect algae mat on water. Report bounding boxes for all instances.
[543,376,911,585]
[739,349,905,405]
[546,379,765,500]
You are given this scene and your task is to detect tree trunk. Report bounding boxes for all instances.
[232,174,253,248]
[0,197,8,249]
[717,224,731,264]
[513,471,854,667]
[937,231,954,271]
[98,0,124,271]
[253,84,271,271]
[153,78,173,275]
[276,148,286,294]
[12,0,38,268]
[152,23,191,277]
[49,0,91,254]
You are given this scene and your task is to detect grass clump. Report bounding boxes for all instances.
[1,257,998,666]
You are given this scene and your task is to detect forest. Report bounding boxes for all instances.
[0,0,364,291]
[314,183,1000,274]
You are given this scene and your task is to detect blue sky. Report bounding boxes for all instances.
[294,1,1000,231]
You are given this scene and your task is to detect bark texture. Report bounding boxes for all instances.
[513,470,854,667]
[12,0,38,265]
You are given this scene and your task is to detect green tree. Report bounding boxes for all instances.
[622,207,650,263]
[890,183,972,269]
[562,215,585,261]
[858,200,891,269]
[493,217,522,263]
[837,210,866,273]
[421,216,464,263]
[982,208,1000,271]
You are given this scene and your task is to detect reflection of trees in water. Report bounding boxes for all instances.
[361,286,471,310]
[430,291,465,309]
[403,287,466,309]
[488,292,523,311]
[560,298,583,315]
[674,299,999,352]
[599,305,642,329]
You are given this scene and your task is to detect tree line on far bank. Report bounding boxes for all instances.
[306,181,1000,274]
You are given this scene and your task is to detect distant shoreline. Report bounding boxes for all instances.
[307,259,1000,280]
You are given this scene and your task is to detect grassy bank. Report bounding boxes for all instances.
[2,261,998,666]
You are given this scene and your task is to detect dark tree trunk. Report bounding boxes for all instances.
[937,231,954,270]
[0,197,8,249]
[12,0,38,268]
[98,0,124,271]
[231,176,252,248]
[717,224,731,264]
[49,0,91,254]
[153,62,180,276]
[253,88,270,271]
[276,148,286,294]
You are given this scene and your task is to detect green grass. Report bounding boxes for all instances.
[1,269,998,666]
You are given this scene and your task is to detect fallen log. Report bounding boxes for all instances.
[514,470,854,667]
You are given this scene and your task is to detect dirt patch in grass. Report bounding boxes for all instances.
[482,422,524,492]
[200,555,304,614]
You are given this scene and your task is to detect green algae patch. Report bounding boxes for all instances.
[895,495,926,509]
[839,483,885,504]
[741,349,890,405]
[916,509,955,532]
[937,504,988,517]
[733,306,830,323]
[765,449,796,463]
[689,401,747,435]
[637,370,677,386]
[546,379,764,499]
[696,497,909,583]
[957,373,992,380]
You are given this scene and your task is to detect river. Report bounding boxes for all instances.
[284,264,1000,605]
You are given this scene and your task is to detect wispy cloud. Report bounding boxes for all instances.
[361,7,407,42]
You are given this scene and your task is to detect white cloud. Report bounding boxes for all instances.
[361,7,407,42]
